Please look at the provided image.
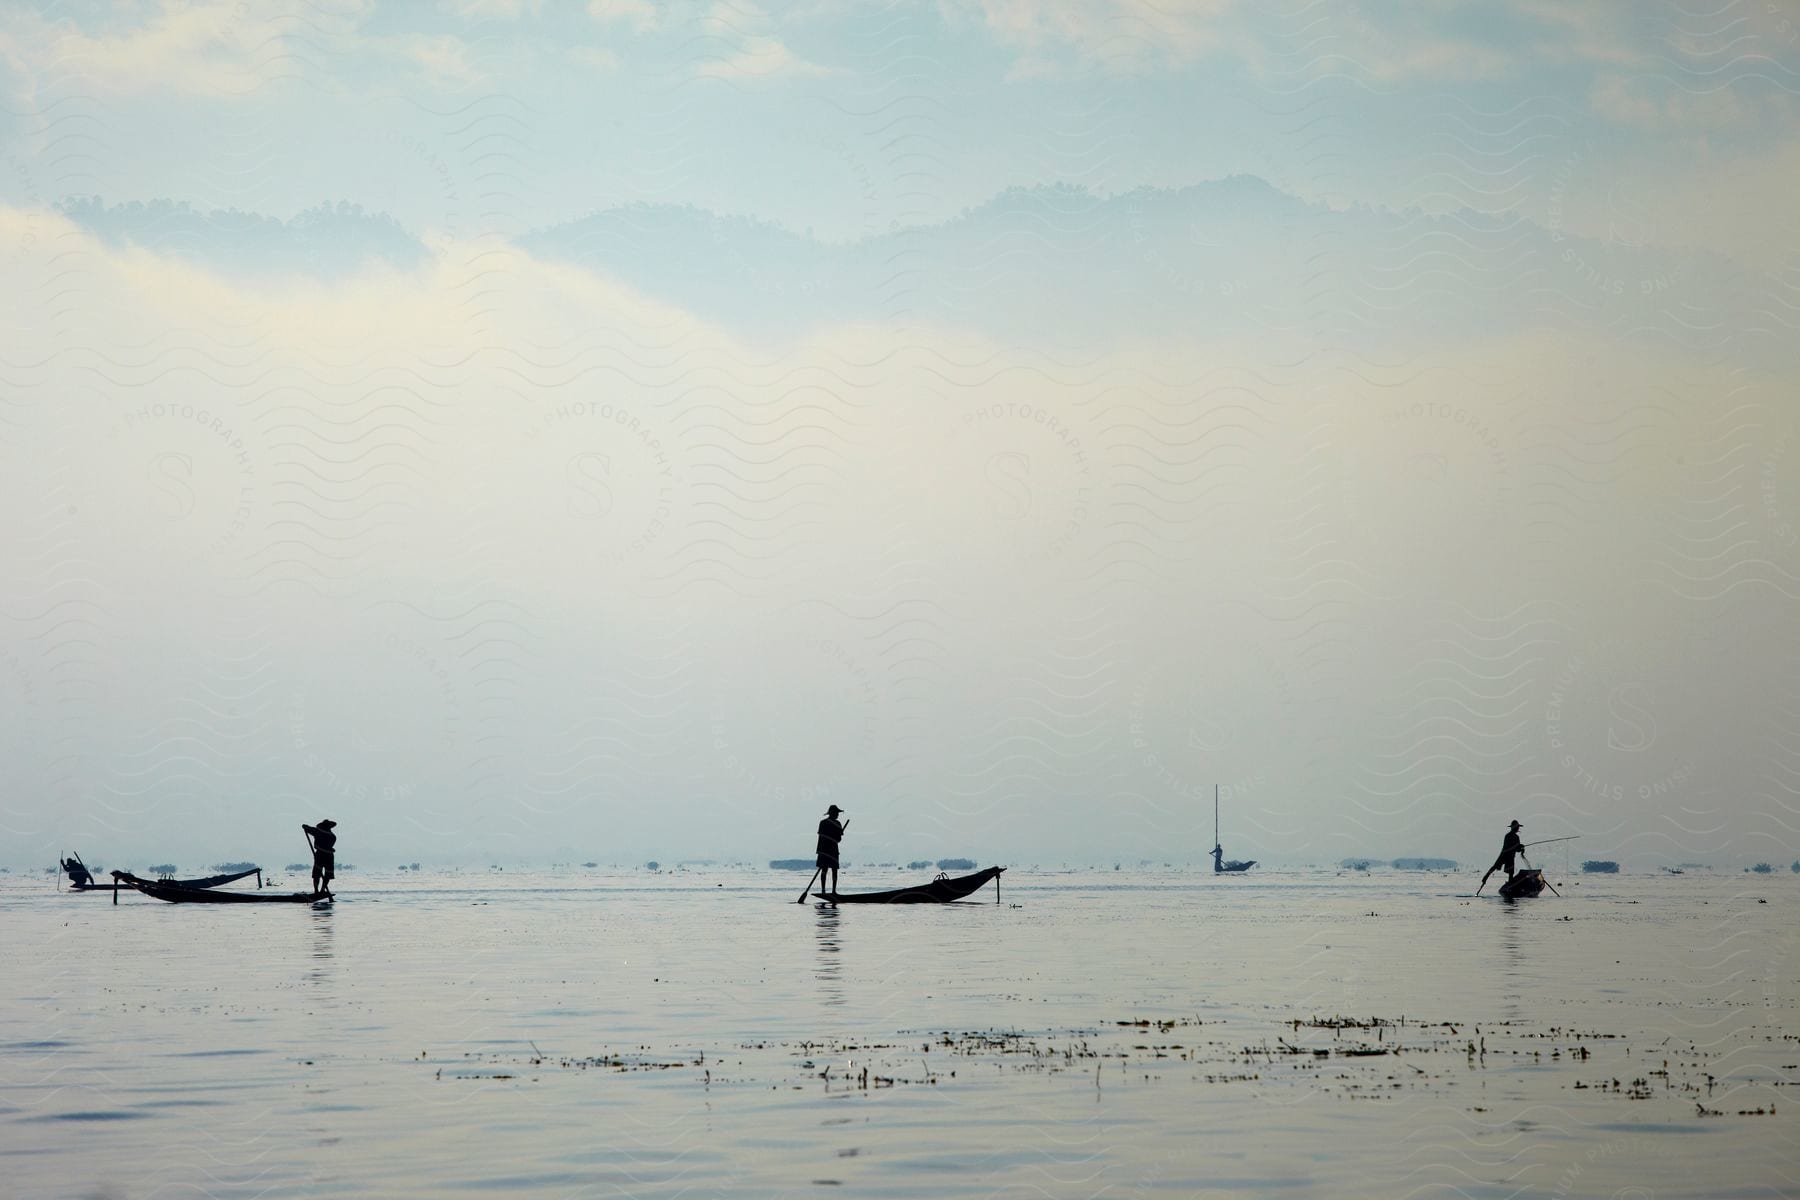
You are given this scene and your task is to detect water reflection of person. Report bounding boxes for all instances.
[307,902,336,991]
[814,903,843,1008]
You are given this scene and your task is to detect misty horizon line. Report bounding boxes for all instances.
[21,856,1795,874]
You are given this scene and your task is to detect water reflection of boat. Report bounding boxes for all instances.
[1212,786,1255,873]
[817,867,1004,904]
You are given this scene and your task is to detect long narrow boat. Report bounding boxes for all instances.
[110,871,328,905]
[817,866,1004,904]
[71,866,261,892]
[1498,869,1545,899]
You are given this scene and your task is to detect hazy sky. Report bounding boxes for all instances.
[3,0,1799,871]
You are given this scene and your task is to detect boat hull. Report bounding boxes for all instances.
[1498,869,1545,899]
[69,866,261,892]
[818,867,1004,904]
[111,872,328,905]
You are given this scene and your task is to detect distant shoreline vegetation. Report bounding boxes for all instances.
[1392,858,1457,871]
[1581,860,1620,873]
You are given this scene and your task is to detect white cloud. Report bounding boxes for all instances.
[0,0,332,97]
[589,0,662,33]
[1591,72,1797,132]
[694,33,835,79]
[956,0,1229,74]
[444,0,541,18]
[691,2,836,80]
[951,0,1514,80]
[402,33,484,87]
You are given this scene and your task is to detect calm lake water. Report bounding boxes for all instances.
[2,866,1795,1199]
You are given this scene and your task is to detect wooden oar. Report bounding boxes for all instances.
[796,867,821,904]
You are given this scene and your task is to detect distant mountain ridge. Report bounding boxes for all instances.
[59,197,429,279]
[518,176,1772,359]
[53,179,1786,365]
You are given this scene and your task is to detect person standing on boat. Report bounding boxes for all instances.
[1479,820,1524,890]
[302,819,337,897]
[816,805,846,895]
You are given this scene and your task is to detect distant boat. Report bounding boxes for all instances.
[1212,786,1255,873]
[816,867,1004,904]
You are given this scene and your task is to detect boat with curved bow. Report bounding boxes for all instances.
[110,871,328,905]
[815,866,1004,904]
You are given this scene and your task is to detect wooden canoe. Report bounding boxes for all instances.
[73,866,261,892]
[1498,869,1545,899]
[111,871,329,905]
[817,866,1004,904]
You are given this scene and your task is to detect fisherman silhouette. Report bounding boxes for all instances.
[815,805,845,895]
[302,819,337,897]
[1479,820,1525,891]
[60,855,93,888]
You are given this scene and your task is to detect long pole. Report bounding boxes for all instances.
[1214,785,1220,847]
[1521,836,1580,850]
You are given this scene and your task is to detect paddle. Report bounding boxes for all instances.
[795,819,846,903]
